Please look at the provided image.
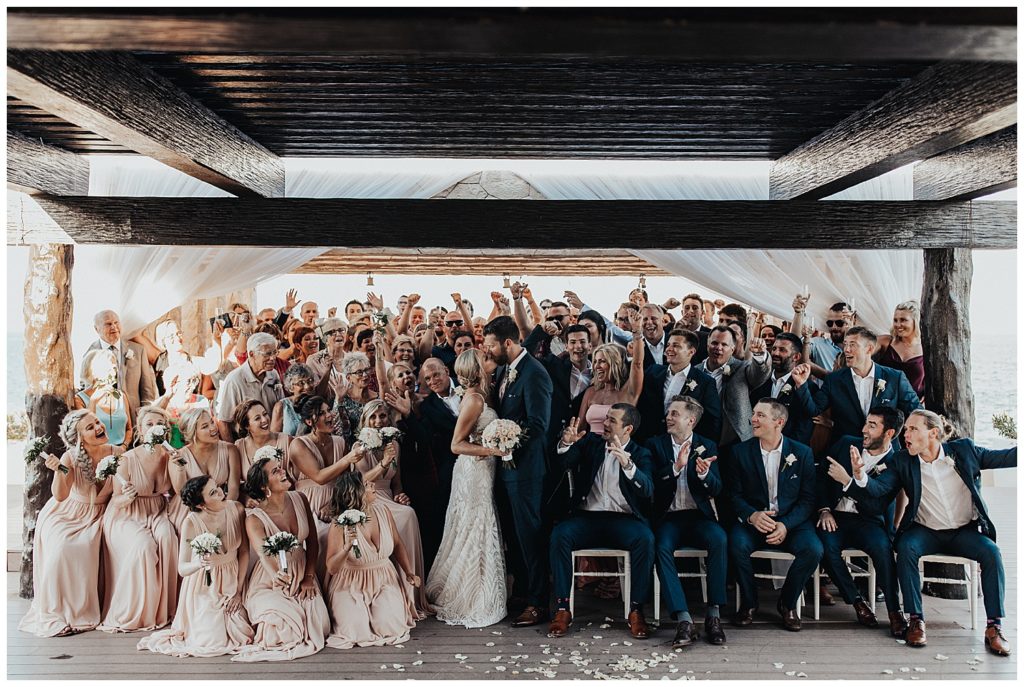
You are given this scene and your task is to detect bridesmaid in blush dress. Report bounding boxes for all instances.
[325,471,419,649]
[138,475,254,657]
[19,410,122,637]
[233,400,295,490]
[98,406,180,633]
[166,408,241,533]
[233,456,330,662]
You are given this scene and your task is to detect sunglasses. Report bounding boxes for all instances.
[825,319,848,327]
[546,315,567,322]
[446,320,464,327]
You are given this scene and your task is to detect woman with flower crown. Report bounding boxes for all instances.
[19,410,123,637]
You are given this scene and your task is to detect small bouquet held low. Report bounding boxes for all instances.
[189,532,223,586]
[25,435,68,474]
[336,509,370,559]
[142,425,175,454]
[482,419,528,470]
[357,427,383,451]
[95,454,126,485]
[262,531,300,573]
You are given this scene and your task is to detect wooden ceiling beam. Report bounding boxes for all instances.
[7,50,284,197]
[913,126,1017,201]
[7,130,89,195]
[7,9,1015,61]
[769,62,1017,200]
[26,198,1016,249]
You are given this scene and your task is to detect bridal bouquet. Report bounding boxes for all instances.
[95,454,126,485]
[262,531,300,573]
[25,435,68,474]
[253,445,284,464]
[336,509,370,559]
[189,532,223,586]
[357,427,383,450]
[142,425,175,454]
[482,419,527,470]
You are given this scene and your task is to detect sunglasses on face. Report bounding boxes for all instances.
[546,315,567,322]
[446,320,464,327]
[826,319,848,327]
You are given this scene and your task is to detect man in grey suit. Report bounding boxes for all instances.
[698,325,771,448]
[86,310,157,415]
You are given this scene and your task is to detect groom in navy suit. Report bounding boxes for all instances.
[728,399,822,631]
[482,316,554,627]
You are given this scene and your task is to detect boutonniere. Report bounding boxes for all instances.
[693,445,706,458]
[779,383,792,395]
[125,348,135,361]
[875,379,886,396]
[507,368,518,384]
[872,463,887,475]
[782,453,797,471]
[685,379,698,392]
[722,364,732,377]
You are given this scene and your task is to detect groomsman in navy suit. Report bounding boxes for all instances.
[818,406,908,638]
[648,397,728,648]
[844,409,1016,656]
[547,404,655,640]
[748,333,817,444]
[809,327,921,446]
[636,328,721,443]
[728,399,822,631]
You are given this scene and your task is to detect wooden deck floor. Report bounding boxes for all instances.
[7,488,1017,680]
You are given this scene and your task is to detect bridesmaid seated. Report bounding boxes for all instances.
[233,457,330,662]
[99,406,179,633]
[353,400,429,616]
[166,408,242,533]
[19,411,122,637]
[138,475,254,657]
[233,399,295,489]
[325,471,419,649]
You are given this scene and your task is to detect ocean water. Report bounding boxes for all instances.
[4,332,1017,446]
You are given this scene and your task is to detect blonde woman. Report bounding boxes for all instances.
[873,300,925,399]
[74,349,132,449]
[577,328,645,433]
[166,408,242,532]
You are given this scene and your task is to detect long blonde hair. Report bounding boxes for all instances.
[593,343,629,390]
[890,300,921,343]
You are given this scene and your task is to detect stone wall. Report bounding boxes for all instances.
[432,171,546,200]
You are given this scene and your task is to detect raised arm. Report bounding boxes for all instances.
[521,285,544,328]
[290,436,358,486]
[625,316,646,404]
[509,282,533,341]
[395,293,419,336]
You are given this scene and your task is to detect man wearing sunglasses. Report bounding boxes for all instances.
[424,294,474,374]
[793,298,857,380]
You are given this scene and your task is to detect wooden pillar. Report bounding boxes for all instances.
[21,244,75,598]
[920,246,975,600]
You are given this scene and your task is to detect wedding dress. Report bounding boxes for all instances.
[425,400,507,628]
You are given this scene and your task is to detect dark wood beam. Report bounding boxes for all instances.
[27,198,1016,249]
[770,62,1017,200]
[7,50,284,197]
[7,130,88,195]
[6,8,1016,61]
[913,126,1017,201]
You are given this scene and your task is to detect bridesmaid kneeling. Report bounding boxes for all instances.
[138,475,254,657]
[232,456,330,662]
[325,471,420,649]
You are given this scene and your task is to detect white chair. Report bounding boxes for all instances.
[918,554,979,629]
[653,548,709,623]
[570,549,631,620]
[813,548,876,620]
[736,550,803,618]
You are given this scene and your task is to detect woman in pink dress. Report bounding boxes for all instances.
[234,400,295,489]
[98,406,179,632]
[19,410,122,637]
[325,471,419,648]
[233,456,330,662]
[166,407,242,532]
[137,475,253,657]
[351,399,428,616]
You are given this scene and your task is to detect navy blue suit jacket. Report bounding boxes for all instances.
[749,376,817,445]
[636,363,721,444]
[522,325,584,448]
[818,435,896,529]
[846,439,1016,542]
[493,353,554,484]
[557,433,655,526]
[810,364,921,445]
[646,432,721,523]
[727,436,817,532]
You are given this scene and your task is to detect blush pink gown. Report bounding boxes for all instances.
[293,434,347,581]
[165,442,233,533]
[236,433,295,484]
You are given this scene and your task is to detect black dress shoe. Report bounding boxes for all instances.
[672,620,696,649]
[733,608,755,626]
[853,599,879,628]
[704,616,727,645]
[779,604,801,632]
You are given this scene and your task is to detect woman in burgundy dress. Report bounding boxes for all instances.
[873,300,926,400]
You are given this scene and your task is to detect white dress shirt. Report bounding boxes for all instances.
[663,365,692,413]
[915,448,977,530]
[439,380,461,416]
[645,336,666,366]
[850,366,876,417]
[550,336,567,357]
[760,437,784,512]
[556,441,638,513]
[771,371,793,399]
[570,359,594,400]
[669,435,709,512]
[837,445,891,514]
[700,361,727,392]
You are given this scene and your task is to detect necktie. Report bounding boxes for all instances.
[499,369,510,400]
[110,344,123,390]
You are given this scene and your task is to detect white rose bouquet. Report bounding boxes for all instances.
[25,435,68,474]
[262,531,300,572]
[379,426,404,446]
[142,425,175,454]
[357,427,383,450]
[336,509,370,559]
[482,419,527,470]
[95,454,126,485]
[189,532,223,586]
[253,445,284,464]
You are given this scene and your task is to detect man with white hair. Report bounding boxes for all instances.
[85,309,157,413]
[214,332,284,440]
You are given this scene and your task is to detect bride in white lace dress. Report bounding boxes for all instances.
[425,350,508,628]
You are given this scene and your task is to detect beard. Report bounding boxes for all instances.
[490,341,511,366]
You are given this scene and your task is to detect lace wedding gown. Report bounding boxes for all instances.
[425,402,507,628]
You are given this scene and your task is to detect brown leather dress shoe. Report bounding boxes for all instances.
[853,600,879,628]
[819,583,836,606]
[888,611,908,638]
[779,606,801,632]
[512,605,546,628]
[905,617,927,647]
[547,609,572,638]
[732,608,755,626]
[985,625,1011,657]
[627,610,650,639]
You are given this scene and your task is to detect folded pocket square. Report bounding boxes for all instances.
[789,474,799,479]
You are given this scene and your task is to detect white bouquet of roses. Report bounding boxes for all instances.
[357,427,383,450]
[142,425,175,454]
[482,419,528,470]
[336,509,370,559]
[262,531,300,572]
[95,454,127,486]
[25,435,68,474]
[189,532,223,586]
[379,426,403,446]
[253,445,284,464]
